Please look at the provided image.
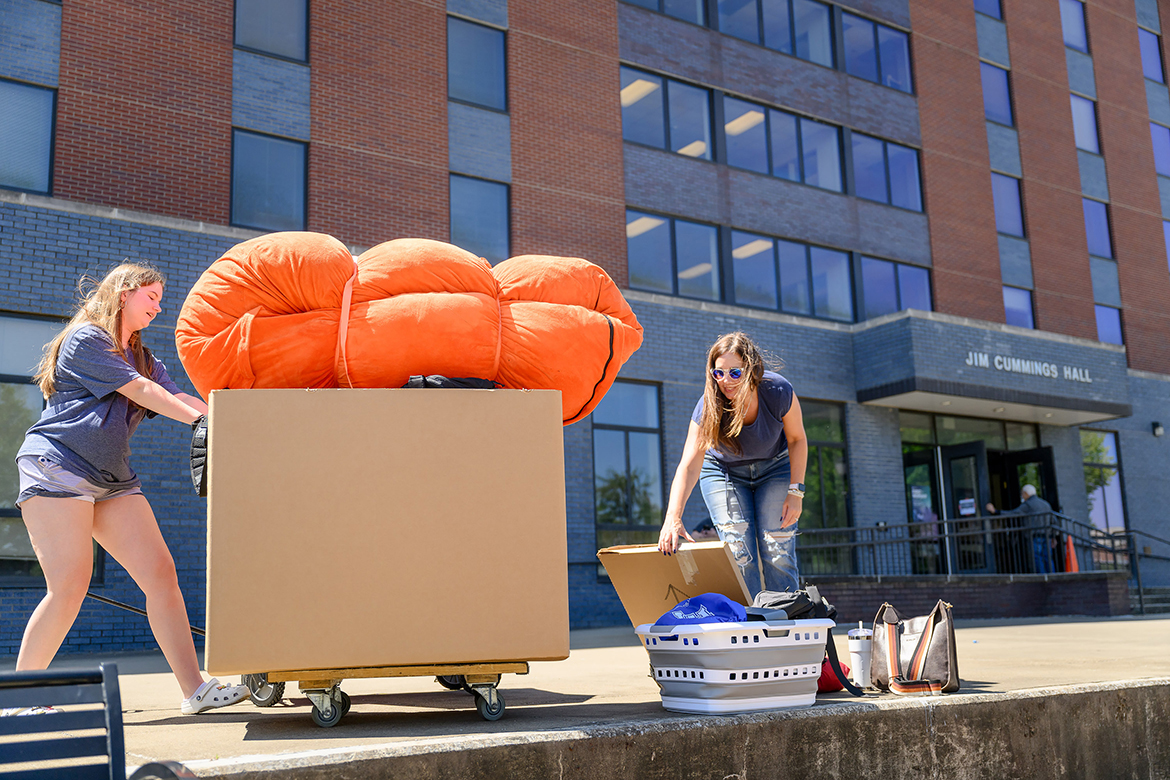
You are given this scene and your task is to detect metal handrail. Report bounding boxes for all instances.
[795,511,1130,579]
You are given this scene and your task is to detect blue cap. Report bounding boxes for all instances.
[654,593,747,626]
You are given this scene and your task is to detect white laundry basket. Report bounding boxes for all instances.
[635,618,835,714]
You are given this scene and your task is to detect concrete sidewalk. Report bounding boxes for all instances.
[4,614,1170,778]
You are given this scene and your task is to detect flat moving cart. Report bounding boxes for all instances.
[242,663,527,727]
[203,389,570,728]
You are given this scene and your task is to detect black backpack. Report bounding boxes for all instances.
[746,585,863,697]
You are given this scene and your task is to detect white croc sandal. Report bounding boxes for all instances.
[181,678,249,715]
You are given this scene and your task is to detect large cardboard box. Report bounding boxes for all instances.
[597,542,751,627]
[204,388,569,676]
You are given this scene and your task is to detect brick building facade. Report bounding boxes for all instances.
[1,0,1168,653]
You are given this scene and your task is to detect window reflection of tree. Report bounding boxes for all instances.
[795,402,851,575]
[0,382,46,575]
[594,468,659,527]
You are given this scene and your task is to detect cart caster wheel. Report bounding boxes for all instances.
[243,673,285,707]
[474,690,505,721]
[436,675,466,691]
[339,690,352,718]
[311,697,345,728]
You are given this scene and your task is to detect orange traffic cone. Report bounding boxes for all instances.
[1064,535,1079,573]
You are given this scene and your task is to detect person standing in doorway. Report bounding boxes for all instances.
[1018,484,1055,573]
[7,263,248,717]
[657,332,809,595]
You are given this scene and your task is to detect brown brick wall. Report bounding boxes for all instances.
[1004,0,1098,340]
[509,0,627,283]
[53,0,233,222]
[308,0,449,248]
[1093,0,1170,374]
[909,0,1003,323]
[810,571,1130,623]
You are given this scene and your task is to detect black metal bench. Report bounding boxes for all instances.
[0,662,193,779]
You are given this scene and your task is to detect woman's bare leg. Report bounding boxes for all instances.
[93,494,204,699]
[15,497,97,671]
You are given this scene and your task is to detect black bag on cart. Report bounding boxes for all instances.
[190,415,208,497]
[402,375,499,389]
[747,585,863,697]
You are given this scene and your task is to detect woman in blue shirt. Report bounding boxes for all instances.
[657,332,809,595]
[9,263,247,716]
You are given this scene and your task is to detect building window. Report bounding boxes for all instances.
[1080,429,1124,532]
[626,210,720,299]
[1069,94,1100,153]
[620,67,711,160]
[726,230,857,320]
[230,129,306,231]
[626,0,707,26]
[718,0,762,43]
[851,133,922,211]
[991,173,1025,237]
[723,97,769,173]
[0,316,70,581]
[592,381,664,550]
[1139,28,1165,83]
[1003,285,1034,328]
[234,0,308,61]
[448,17,506,111]
[758,0,835,67]
[859,256,932,320]
[841,13,912,93]
[0,79,55,195]
[450,174,510,265]
[795,400,850,574]
[1164,220,1170,273]
[765,107,844,191]
[981,63,1013,126]
[1059,0,1088,53]
[810,246,854,320]
[1082,198,1112,258]
[974,0,1002,20]
[1151,123,1170,176]
[1094,304,1123,345]
[721,97,845,191]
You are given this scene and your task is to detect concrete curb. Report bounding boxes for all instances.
[180,677,1170,779]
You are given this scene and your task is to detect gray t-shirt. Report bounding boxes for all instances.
[17,324,182,488]
[691,371,795,465]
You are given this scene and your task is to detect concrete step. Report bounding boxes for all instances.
[1128,587,1170,614]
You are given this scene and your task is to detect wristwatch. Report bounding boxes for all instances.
[788,482,805,498]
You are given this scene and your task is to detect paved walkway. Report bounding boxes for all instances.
[3,614,1169,774]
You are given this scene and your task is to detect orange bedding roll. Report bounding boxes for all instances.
[175,232,643,424]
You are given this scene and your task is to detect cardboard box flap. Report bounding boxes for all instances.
[597,542,751,628]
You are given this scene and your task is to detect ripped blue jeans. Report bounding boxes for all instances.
[699,451,798,597]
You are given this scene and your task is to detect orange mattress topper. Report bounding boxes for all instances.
[174,232,644,424]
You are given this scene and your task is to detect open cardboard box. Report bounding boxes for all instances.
[597,541,751,628]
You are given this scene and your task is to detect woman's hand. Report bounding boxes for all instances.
[780,493,802,528]
[658,517,695,555]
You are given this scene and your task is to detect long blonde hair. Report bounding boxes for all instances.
[696,332,780,455]
[35,263,166,398]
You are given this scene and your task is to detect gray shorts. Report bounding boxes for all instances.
[16,456,143,507]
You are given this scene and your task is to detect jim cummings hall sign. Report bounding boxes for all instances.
[852,311,1131,426]
[963,351,1094,384]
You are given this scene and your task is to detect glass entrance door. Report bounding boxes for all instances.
[903,446,943,574]
[940,441,995,574]
[1003,447,1059,512]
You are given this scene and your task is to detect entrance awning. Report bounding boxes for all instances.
[853,311,1132,427]
[858,377,1132,426]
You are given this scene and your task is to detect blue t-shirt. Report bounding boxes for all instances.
[691,371,795,465]
[17,324,182,488]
